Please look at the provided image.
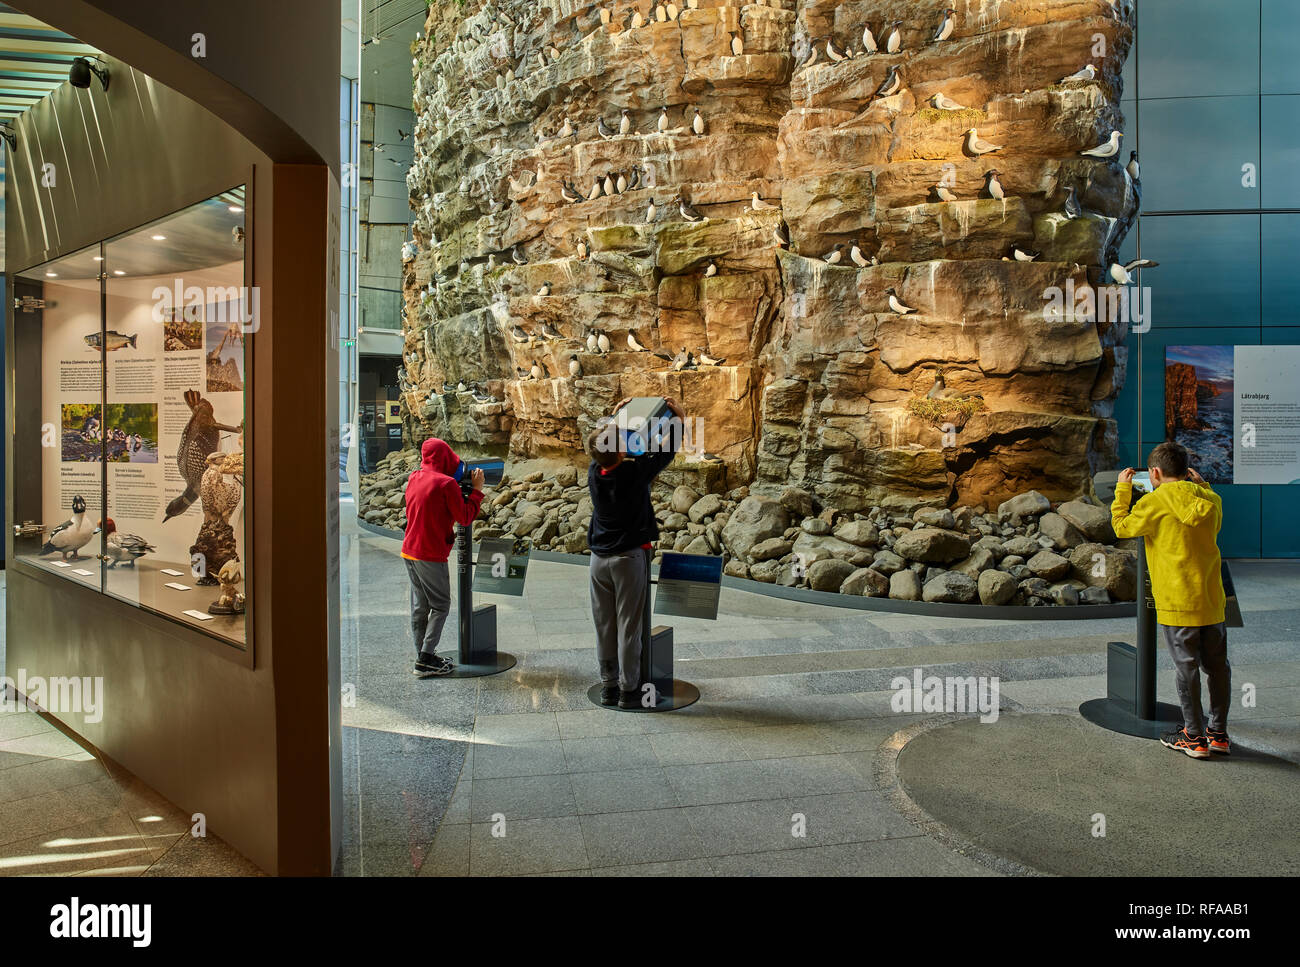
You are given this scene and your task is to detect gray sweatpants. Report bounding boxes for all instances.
[1161,622,1231,735]
[405,557,451,659]
[590,547,649,691]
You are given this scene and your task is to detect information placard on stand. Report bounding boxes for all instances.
[472,537,531,596]
[653,551,723,620]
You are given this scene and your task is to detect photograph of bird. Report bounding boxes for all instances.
[40,495,95,560]
[1127,150,1140,181]
[628,166,643,191]
[965,127,1002,155]
[604,172,616,196]
[698,350,726,366]
[576,237,589,260]
[930,92,967,111]
[1063,185,1082,219]
[517,365,533,381]
[774,221,790,249]
[541,321,564,339]
[597,115,614,139]
[620,109,632,135]
[670,347,693,371]
[1081,130,1123,159]
[530,361,544,381]
[510,325,531,344]
[597,331,611,353]
[692,106,705,135]
[616,170,628,193]
[511,245,527,265]
[933,8,955,42]
[1061,64,1097,83]
[1011,246,1040,262]
[588,177,604,201]
[885,21,902,53]
[826,37,848,63]
[932,182,958,203]
[886,287,917,315]
[678,197,707,222]
[750,191,775,211]
[823,243,844,265]
[586,330,600,353]
[800,43,820,70]
[873,65,902,98]
[658,106,670,133]
[561,181,584,203]
[861,23,877,53]
[850,241,871,267]
[628,331,649,352]
[983,170,1005,200]
[730,32,743,56]
[646,197,657,223]
[1109,258,1158,285]
[705,260,718,277]
[926,370,949,399]
[569,355,582,377]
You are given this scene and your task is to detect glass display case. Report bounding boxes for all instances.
[10,187,250,649]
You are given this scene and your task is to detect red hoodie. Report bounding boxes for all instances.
[401,438,484,562]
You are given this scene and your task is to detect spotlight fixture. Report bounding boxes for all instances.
[69,56,110,92]
[0,123,16,151]
[150,234,166,241]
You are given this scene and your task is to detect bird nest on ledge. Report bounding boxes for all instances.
[907,395,986,431]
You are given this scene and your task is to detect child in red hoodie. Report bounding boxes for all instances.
[402,438,484,676]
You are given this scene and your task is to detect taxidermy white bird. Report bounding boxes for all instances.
[41,495,95,560]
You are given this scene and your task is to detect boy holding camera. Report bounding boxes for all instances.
[586,396,686,708]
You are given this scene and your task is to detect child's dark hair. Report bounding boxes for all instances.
[1149,441,1189,479]
[587,423,621,469]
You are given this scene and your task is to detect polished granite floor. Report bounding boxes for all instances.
[2,504,1297,876]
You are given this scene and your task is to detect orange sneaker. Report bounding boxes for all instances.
[1206,729,1230,755]
[1160,728,1210,759]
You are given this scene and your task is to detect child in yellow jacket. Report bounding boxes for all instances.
[1111,442,1229,760]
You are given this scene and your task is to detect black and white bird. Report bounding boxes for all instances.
[98,519,155,567]
[586,329,601,353]
[1061,64,1097,83]
[886,287,917,315]
[658,106,670,133]
[541,321,564,340]
[530,360,544,381]
[774,222,790,248]
[1011,246,1040,262]
[932,182,958,203]
[604,172,616,196]
[800,42,820,70]
[826,37,848,63]
[569,355,582,377]
[616,170,628,193]
[1127,150,1140,181]
[1063,185,1082,219]
[1109,258,1158,285]
[576,237,589,260]
[983,169,1005,200]
[750,191,775,211]
[823,243,844,265]
[930,92,967,111]
[670,347,693,371]
[473,386,496,404]
[597,115,615,139]
[885,21,903,53]
[40,495,95,560]
[698,350,726,366]
[516,366,532,381]
[628,166,644,191]
[704,260,718,277]
[588,176,604,201]
[861,23,877,54]
[511,244,527,265]
[646,197,657,223]
[619,109,632,135]
[850,241,871,267]
[510,325,531,344]
[730,32,744,56]
[1081,130,1122,159]
[678,197,707,223]
[597,330,611,353]
[933,8,955,42]
[561,181,584,203]
[692,107,705,136]
[966,127,1002,155]
[873,65,902,98]
[628,331,649,352]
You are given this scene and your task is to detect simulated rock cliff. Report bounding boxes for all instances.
[397,0,1138,509]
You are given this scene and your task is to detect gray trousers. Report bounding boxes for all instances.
[590,547,649,691]
[405,557,451,659]
[1161,622,1231,735]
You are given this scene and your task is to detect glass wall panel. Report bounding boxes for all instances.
[1262,214,1300,325]
[1140,214,1260,327]
[1138,0,1259,99]
[1262,0,1300,95]
[1139,96,1260,212]
[1261,96,1300,209]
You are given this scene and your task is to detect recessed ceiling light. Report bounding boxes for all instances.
[228,205,243,213]
[92,255,104,261]
[45,271,57,277]
[113,270,125,276]
[151,234,166,240]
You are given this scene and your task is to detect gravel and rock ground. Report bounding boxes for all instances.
[359,449,1137,607]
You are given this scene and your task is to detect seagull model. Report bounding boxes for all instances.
[966,127,1002,155]
[1060,64,1097,83]
[1109,258,1158,285]
[1081,130,1123,159]
[930,92,967,111]
[932,182,958,203]
[751,191,775,211]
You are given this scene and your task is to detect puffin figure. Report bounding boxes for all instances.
[164,391,241,522]
[41,495,95,560]
[97,518,156,568]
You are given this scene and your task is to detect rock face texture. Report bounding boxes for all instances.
[398,0,1137,512]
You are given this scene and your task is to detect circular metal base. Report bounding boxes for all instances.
[586,680,701,712]
[1079,698,1183,739]
[426,652,517,679]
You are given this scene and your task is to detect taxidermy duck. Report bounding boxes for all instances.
[164,390,241,522]
[95,518,156,567]
[41,495,95,560]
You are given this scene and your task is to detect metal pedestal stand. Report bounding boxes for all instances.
[434,519,516,679]
[588,549,699,712]
[1080,541,1181,737]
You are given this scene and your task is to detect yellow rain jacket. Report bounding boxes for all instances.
[1110,479,1225,627]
